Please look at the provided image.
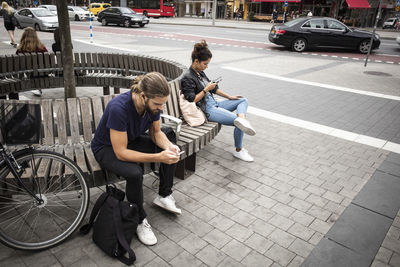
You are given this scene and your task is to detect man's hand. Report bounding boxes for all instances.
[159,150,180,164]
[229,95,243,100]
[167,144,180,155]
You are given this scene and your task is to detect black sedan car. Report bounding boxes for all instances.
[269,17,380,54]
[98,7,149,28]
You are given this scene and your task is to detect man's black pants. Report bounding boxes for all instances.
[94,133,177,222]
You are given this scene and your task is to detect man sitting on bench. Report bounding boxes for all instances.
[91,72,182,246]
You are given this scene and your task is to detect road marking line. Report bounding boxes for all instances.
[331,55,338,58]
[386,61,394,64]
[74,39,139,52]
[247,106,400,153]
[222,66,400,101]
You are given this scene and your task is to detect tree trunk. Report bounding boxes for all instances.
[56,0,76,99]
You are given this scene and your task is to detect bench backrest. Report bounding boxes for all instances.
[0,82,185,146]
[0,53,187,95]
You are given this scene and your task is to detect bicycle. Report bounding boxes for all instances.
[0,102,89,250]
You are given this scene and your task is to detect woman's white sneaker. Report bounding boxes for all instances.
[136,218,157,246]
[153,195,182,215]
[234,117,256,136]
[233,148,254,162]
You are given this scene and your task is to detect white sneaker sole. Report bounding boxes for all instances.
[232,152,254,162]
[136,232,157,246]
[153,198,182,215]
[234,119,256,136]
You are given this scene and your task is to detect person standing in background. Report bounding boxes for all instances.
[1,1,17,48]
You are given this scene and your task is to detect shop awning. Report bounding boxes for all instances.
[345,0,371,9]
[251,0,301,2]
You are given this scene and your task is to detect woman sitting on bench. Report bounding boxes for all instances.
[181,40,256,162]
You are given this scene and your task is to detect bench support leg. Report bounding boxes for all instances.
[103,86,110,95]
[186,153,196,172]
[174,153,196,180]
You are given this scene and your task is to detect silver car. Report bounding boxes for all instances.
[37,5,57,15]
[15,8,58,31]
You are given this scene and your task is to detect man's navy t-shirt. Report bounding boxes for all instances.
[91,91,160,154]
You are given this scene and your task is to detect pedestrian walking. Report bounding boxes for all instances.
[271,9,278,23]
[1,1,17,48]
[181,40,256,162]
[16,27,48,96]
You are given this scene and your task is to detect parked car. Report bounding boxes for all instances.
[90,3,111,16]
[68,6,94,21]
[269,17,380,54]
[37,5,57,15]
[382,18,399,29]
[97,7,149,28]
[15,8,58,31]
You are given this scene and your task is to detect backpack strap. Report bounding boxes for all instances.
[113,200,136,265]
[79,190,109,235]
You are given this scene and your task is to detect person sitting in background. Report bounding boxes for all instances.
[52,27,61,53]
[16,27,48,96]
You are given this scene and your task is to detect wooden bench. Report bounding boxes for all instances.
[0,52,185,98]
[0,53,222,184]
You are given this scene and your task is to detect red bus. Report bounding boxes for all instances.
[128,0,174,17]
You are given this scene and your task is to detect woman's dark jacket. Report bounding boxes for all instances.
[180,66,218,114]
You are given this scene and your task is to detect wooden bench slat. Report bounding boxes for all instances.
[54,99,68,144]
[67,98,80,144]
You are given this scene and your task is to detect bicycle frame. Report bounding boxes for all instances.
[0,143,43,203]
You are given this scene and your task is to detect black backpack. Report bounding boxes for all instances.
[80,185,139,265]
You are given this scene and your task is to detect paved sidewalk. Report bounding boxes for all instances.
[149,17,400,40]
[1,87,400,266]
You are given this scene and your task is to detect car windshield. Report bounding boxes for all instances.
[120,7,135,14]
[72,6,84,11]
[46,6,57,11]
[32,9,55,17]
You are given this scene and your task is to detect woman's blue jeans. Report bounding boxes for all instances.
[205,94,248,149]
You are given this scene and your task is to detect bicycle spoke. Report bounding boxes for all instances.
[42,206,73,226]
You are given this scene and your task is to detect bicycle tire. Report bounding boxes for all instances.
[0,149,89,250]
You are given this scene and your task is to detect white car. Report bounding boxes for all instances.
[37,5,57,15]
[67,6,94,21]
[396,35,400,46]
[382,17,399,29]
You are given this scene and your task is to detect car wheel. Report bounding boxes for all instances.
[101,18,107,26]
[292,38,307,52]
[358,39,371,54]
[139,24,145,27]
[124,20,130,28]
[143,11,148,17]
[34,23,40,32]
[75,14,80,21]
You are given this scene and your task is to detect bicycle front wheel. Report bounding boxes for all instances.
[0,150,89,250]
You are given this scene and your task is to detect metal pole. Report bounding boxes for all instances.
[212,0,217,26]
[89,0,93,43]
[364,0,382,67]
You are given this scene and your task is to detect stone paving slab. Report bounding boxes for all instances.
[1,112,391,266]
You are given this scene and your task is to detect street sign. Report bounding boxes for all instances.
[284,0,288,7]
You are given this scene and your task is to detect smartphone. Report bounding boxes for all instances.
[178,151,185,155]
[212,76,222,83]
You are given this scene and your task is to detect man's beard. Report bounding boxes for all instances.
[145,100,159,115]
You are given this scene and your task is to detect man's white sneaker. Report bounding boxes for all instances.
[136,218,157,246]
[153,195,182,215]
[234,117,256,136]
[233,148,254,162]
